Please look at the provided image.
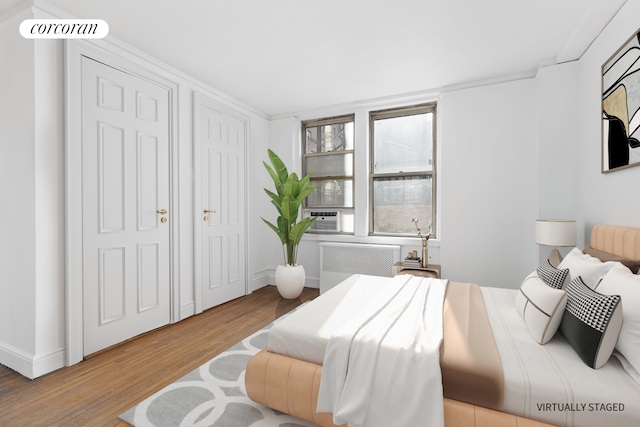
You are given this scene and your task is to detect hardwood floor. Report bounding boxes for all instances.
[0,285,319,427]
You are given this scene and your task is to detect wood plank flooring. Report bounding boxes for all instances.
[0,285,319,427]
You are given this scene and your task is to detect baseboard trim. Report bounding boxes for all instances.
[180,302,195,321]
[251,272,271,292]
[0,342,65,379]
[305,277,320,289]
[252,269,319,291]
[0,342,33,378]
[34,348,66,378]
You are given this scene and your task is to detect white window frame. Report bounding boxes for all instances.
[369,103,437,237]
[301,114,355,234]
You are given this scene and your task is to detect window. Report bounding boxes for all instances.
[370,104,436,236]
[302,115,355,233]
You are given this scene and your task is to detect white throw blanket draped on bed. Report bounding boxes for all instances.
[317,275,448,427]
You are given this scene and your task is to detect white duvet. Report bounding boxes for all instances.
[316,275,448,427]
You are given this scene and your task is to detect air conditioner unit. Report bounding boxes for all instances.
[307,210,340,232]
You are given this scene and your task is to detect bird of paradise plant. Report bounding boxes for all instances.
[262,149,317,266]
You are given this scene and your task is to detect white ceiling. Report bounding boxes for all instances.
[1,0,629,117]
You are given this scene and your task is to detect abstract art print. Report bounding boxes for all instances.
[602,29,640,173]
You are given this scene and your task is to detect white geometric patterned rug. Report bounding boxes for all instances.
[119,314,319,427]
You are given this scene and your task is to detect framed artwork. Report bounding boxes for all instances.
[602,29,640,173]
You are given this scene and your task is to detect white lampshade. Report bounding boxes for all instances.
[536,220,577,247]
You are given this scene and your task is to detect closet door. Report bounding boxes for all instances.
[81,56,171,355]
[195,95,247,310]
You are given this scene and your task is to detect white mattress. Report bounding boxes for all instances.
[268,275,640,427]
[268,274,392,364]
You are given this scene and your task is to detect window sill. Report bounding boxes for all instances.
[301,232,440,248]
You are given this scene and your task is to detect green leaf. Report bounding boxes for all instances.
[267,149,288,184]
[299,174,310,195]
[264,188,280,203]
[263,162,284,196]
[261,218,285,244]
[296,182,317,205]
[264,188,283,212]
[270,200,284,217]
[280,195,297,225]
[277,216,289,243]
[289,217,317,247]
[289,172,301,198]
[282,174,295,199]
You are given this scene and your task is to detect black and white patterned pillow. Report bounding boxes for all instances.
[537,260,569,289]
[559,277,623,369]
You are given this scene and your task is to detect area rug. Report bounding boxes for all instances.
[119,313,319,427]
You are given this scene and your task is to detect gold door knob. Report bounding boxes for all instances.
[156,209,167,215]
[204,209,216,214]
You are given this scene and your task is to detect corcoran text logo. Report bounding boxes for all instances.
[19,19,109,39]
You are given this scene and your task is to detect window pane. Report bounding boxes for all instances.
[306,152,353,177]
[307,179,353,208]
[373,112,432,173]
[372,176,432,234]
[305,122,354,154]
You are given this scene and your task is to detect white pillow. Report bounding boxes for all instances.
[597,263,640,378]
[515,272,567,344]
[558,247,616,289]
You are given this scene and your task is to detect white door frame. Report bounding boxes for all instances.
[193,93,251,314]
[65,40,180,366]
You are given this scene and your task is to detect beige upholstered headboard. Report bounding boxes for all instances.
[591,225,640,260]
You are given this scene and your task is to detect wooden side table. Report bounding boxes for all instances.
[392,262,441,278]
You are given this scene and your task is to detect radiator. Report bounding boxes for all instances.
[319,242,401,293]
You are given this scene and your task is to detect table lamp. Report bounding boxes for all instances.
[536,219,576,267]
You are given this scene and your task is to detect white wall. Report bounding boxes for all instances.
[0,6,67,377]
[577,0,640,241]
[271,33,632,292]
[33,35,66,374]
[439,79,538,288]
[535,61,580,260]
[536,63,579,218]
[247,111,272,291]
[0,9,38,375]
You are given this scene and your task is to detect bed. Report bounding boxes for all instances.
[245,225,640,427]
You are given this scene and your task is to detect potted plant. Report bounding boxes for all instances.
[262,149,317,298]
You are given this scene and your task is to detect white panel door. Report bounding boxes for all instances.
[81,56,171,355]
[198,103,246,310]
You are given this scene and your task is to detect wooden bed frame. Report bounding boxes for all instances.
[245,225,640,427]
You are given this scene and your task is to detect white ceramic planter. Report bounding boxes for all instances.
[275,264,305,299]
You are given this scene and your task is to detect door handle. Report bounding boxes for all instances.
[156,209,167,215]
[204,209,217,214]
